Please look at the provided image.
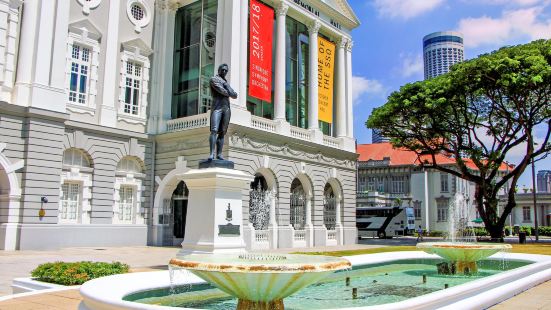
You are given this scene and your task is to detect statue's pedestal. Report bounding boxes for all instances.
[179,167,252,255]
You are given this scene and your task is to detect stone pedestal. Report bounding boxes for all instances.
[179,167,252,254]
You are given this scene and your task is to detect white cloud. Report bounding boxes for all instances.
[351,76,385,104]
[464,0,548,7]
[373,0,445,20]
[399,53,424,78]
[457,6,551,48]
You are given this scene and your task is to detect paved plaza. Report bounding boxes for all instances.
[0,243,550,309]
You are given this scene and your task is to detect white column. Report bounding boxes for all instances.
[345,40,354,138]
[50,1,70,92]
[149,2,176,134]
[215,0,241,87]
[239,0,249,108]
[14,0,66,112]
[305,194,314,247]
[424,170,430,231]
[307,21,321,130]
[269,189,278,248]
[100,0,121,127]
[335,195,343,244]
[273,2,288,121]
[335,37,347,137]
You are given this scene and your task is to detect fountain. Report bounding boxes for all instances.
[417,193,511,274]
[169,252,351,309]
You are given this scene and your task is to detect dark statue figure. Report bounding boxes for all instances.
[199,64,237,169]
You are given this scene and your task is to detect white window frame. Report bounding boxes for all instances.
[59,182,81,224]
[113,157,145,225]
[59,167,92,224]
[522,206,531,222]
[437,199,449,222]
[440,172,449,193]
[118,45,151,125]
[66,32,100,116]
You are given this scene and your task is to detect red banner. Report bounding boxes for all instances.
[248,0,274,102]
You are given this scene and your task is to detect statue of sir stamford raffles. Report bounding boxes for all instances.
[207,64,238,161]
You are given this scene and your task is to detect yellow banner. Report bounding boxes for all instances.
[318,37,335,124]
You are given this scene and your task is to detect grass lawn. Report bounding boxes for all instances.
[295,243,551,257]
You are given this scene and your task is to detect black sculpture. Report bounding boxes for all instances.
[199,64,237,169]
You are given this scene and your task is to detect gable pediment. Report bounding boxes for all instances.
[68,19,102,41]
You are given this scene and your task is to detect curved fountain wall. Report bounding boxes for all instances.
[79,251,551,310]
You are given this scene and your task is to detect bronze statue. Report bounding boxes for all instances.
[208,64,237,160]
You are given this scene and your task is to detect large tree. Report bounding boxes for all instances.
[367,40,551,239]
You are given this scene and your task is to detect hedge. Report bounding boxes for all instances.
[31,261,129,285]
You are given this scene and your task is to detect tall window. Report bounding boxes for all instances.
[118,186,134,223]
[391,176,405,194]
[114,157,144,224]
[440,172,449,192]
[172,0,218,119]
[124,62,142,115]
[60,183,81,223]
[285,17,309,128]
[523,206,531,222]
[69,44,90,105]
[413,200,422,219]
[437,198,449,222]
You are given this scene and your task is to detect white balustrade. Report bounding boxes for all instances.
[327,230,337,240]
[290,127,311,141]
[323,136,341,148]
[251,115,277,133]
[294,229,306,241]
[166,113,209,132]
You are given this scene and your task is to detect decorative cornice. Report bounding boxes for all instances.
[346,40,354,52]
[337,37,348,49]
[229,133,356,169]
[275,2,289,16]
[155,0,180,11]
[308,20,321,35]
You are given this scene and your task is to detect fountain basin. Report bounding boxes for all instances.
[169,253,351,308]
[417,242,512,273]
[79,252,551,310]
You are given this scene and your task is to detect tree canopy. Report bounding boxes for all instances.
[367,39,551,238]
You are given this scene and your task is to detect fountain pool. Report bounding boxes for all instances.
[80,251,551,310]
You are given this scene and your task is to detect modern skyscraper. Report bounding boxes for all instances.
[537,170,551,193]
[423,31,464,80]
[372,129,389,144]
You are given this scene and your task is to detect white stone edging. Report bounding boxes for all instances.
[79,252,551,310]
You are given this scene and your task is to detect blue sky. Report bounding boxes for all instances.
[348,0,551,189]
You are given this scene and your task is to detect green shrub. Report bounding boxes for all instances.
[428,230,446,237]
[538,226,551,236]
[31,261,129,285]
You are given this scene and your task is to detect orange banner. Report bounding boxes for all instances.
[318,37,335,123]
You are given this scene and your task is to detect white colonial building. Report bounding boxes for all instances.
[0,0,359,250]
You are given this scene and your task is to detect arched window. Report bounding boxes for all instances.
[59,148,93,224]
[290,178,306,230]
[116,157,142,174]
[323,184,336,230]
[113,157,144,224]
[63,148,90,168]
[249,174,270,230]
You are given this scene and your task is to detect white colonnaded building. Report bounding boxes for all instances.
[0,0,360,250]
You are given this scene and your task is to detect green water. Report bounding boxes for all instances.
[124,259,530,309]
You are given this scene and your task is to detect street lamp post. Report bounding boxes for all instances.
[531,158,539,241]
